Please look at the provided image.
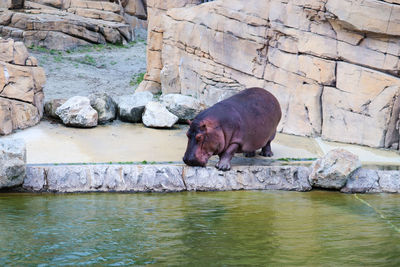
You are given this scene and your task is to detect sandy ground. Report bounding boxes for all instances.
[30,40,147,100]
[21,41,399,167]
[9,120,400,168]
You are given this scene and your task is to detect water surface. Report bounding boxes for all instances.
[0,191,399,266]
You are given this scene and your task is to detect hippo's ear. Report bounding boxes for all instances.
[187,120,192,125]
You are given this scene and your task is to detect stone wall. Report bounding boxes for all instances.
[0,38,45,135]
[136,0,203,93]
[22,163,400,193]
[0,0,148,50]
[139,0,400,150]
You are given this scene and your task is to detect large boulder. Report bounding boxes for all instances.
[0,138,26,189]
[161,93,203,122]
[116,91,153,122]
[89,92,116,124]
[55,96,98,127]
[308,149,361,189]
[44,99,66,119]
[142,101,178,128]
[0,38,45,135]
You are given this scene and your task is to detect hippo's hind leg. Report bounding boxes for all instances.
[260,132,276,157]
[260,141,273,157]
[244,151,256,157]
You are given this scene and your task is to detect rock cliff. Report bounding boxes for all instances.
[139,0,400,150]
[0,0,148,50]
[0,37,45,135]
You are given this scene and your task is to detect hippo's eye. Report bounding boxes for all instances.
[195,134,203,142]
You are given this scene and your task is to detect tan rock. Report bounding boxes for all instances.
[141,0,400,150]
[147,49,162,71]
[25,56,38,66]
[33,91,44,118]
[0,98,12,135]
[13,41,29,65]
[338,41,399,73]
[329,19,364,46]
[268,48,336,85]
[10,99,41,130]
[67,8,125,23]
[23,30,91,50]
[0,38,13,62]
[29,0,63,8]
[136,80,161,94]
[322,62,400,147]
[0,63,35,103]
[69,0,121,13]
[125,0,147,18]
[0,38,45,135]
[326,0,400,36]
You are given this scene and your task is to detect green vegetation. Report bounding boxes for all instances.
[53,55,63,62]
[130,72,145,86]
[75,55,97,66]
[29,40,144,57]
[277,158,317,162]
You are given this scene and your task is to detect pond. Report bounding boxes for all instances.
[0,191,399,266]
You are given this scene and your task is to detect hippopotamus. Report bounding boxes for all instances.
[183,87,282,171]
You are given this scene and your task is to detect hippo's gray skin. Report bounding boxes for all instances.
[183,87,282,171]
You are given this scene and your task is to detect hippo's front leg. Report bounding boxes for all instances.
[216,143,239,171]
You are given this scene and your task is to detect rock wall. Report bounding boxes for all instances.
[136,0,203,93]
[0,38,45,135]
[139,0,400,150]
[22,163,400,193]
[0,0,148,50]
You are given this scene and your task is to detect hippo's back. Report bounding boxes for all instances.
[220,87,282,151]
[224,87,281,124]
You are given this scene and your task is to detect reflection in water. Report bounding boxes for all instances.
[0,191,399,266]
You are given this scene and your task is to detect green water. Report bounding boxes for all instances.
[0,191,399,266]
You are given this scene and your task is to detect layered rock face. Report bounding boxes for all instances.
[136,0,203,93]
[0,38,45,135]
[0,0,148,49]
[140,0,400,150]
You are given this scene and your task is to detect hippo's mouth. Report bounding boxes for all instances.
[182,156,208,167]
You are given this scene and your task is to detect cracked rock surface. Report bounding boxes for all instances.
[140,0,400,150]
[0,38,45,135]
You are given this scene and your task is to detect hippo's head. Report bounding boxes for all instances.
[183,119,223,167]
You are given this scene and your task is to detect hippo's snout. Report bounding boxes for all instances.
[183,156,206,167]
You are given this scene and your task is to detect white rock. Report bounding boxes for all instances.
[116,91,153,122]
[142,101,178,128]
[309,149,361,189]
[0,138,26,189]
[89,92,116,124]
[55,96,98,128]
[162,93,203,121]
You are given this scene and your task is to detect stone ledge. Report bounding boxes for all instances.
[23,164,312,193]
[21,164,400,193]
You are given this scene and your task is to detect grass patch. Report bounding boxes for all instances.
[53,55,63,62]
[28,45,51,53]
[277,158,317,162]
[129,72,145,86]
[74,55,97,66]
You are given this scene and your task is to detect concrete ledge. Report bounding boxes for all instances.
[23,164,312,193]
[22,164,400,193]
